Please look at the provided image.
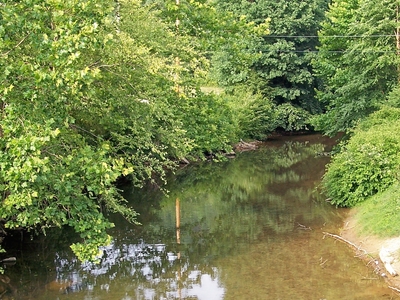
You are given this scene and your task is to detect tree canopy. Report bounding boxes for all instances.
[3,0,400,261]
[213,0,329,129]
[0,0,271,261]
[0,0,220,261]
[313,0,400,135]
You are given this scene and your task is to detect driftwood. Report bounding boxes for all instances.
[326,236,400,277]
[323,232,366,252]
[179,157,190,165]
[234,139,259,152]
[323,231,382,266]
[323,232,384,275]
[322,232,377,261]
[323,232,400,296]
[297,223,312,230]
[389,285,400,294]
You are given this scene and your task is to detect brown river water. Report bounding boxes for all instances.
[0,134,397,299]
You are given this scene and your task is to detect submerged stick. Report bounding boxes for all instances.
[389,286,400,294]
[323,232,383,275]
[322,232,369,257]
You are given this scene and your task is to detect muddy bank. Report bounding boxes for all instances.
[339,208,400,295]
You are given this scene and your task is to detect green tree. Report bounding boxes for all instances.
[0,0,194,261]
[313,0,400,135]
[215,0,329,117]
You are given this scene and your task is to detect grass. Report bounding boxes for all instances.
[356,183,400,237]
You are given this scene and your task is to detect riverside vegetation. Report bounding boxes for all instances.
[1,0,400,266]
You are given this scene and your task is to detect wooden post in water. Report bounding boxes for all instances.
[175,3,182,295]
[176,197,182,299]
[176,198,181,245]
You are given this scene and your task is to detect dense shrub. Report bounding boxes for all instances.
[323,107,400,207]
[221,89,312,141]
[274,103,312,132]
[180,92,239,157]
[211,87,277,141]
[243,96,277,140]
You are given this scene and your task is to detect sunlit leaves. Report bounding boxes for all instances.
[322,107,400,207]
[313,0,400,135]
[0,0,142,262]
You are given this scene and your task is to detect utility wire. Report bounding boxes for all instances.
[265,35,397,38]
[265,50,398,53]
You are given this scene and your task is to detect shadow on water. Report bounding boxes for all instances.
[1,134,397,299]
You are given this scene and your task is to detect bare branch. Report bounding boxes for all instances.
[323,231,368,256]
[389,286,400,294]
[1,34,30,57]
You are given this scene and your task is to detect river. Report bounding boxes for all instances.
[0,134,395,299]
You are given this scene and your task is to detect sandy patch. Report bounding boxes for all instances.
[340,208,400,293]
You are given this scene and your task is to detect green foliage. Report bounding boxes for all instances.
[178,92,238,156]
[274,103,312,132]
[209,40,261,88]
[145,0,270,89]
[231,94,311,139]
[355,183,400,237]
[0,0,195,262]
[215,0,328,114]
[313,0,399,135]
[387,84,400,108]
[322,107,400,207]
[238,92,276,140]
[357,105,400,130]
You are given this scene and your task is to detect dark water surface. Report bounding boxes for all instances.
[1,134,396,299]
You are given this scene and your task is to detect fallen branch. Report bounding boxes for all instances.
[323,232,369,257]
[323,232,400,292]
[389,286,400,294]
[234,139,259,151]
[297,223,312,230]
[323,231,385,277]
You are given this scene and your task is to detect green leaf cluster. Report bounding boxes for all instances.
[322,106,400,207]
[214,0,328,115]
[177,92,238,157]
[313,0,400,135]
[0,0,199,261]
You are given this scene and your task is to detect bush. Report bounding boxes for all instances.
[180,92,239,157]
[209,87,277,141]
[274,103,312,132]
[242,95,277,140]
[323,108,400,207]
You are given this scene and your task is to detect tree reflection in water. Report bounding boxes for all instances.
[2,135,391,299]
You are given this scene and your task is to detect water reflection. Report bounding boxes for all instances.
[2,135,395,299]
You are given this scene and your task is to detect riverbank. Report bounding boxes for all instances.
[340,208,400,295]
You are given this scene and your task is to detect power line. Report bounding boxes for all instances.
[265,35,397,38]
[262,50,397,53]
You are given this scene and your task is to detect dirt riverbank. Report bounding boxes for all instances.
[339,208,400,295]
